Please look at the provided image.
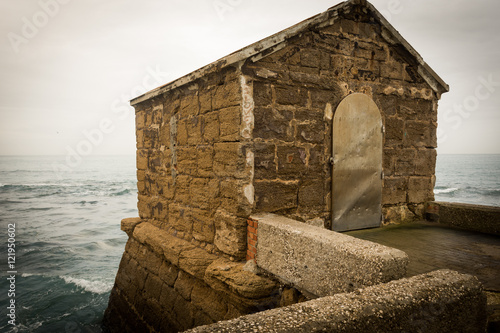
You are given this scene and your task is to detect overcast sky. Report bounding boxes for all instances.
[1,0,499,156]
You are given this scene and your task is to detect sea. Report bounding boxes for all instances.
[0,154,499,332]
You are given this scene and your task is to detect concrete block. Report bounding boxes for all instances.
[253,213,408,296]
[186,270,487,333]
[426,201,500,235]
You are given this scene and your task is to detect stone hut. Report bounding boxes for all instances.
[104,0,449,331]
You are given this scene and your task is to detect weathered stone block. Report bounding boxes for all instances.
[254,143,276,179]
[204,259,278,299]
[168,203,193,234]
[172,175,190,205]
[376,95,399,116]
[408,176,434,203]
[137,194,151,219]
[199,90,212,114]
[177,118,188,146]
[144,273,163,302]
[197,146,214,178]
[214,210,247,258]
[381,60,405,80]
[219,106,241,141]
[399,99,434,121]
[306,145,325,175]
[136,111,146,129]
[172,294,196,330]
[179,247,218,280]
[295,110,324,143]
[159,176,174,200]
[143,128,159,149]
[213,143,248,179]
[191,208,215,243]
[174,270,196,301]
[159,260,179,286]
[277,146,307,177]
[219,179,253,217]
[298,179,324,208]
[253,107,293,141]
[190,178,219,210]
[253,81,272,106]
[187,116,202,146]
[254,180,298,212]
[180,93,199,118]
[121,217,142,237]
[382,177,407,205]
[404,120,437,148]
[300,49,321,68]
[384,116,404,145]
[201,113,219,143]
[414,148,436,176]
[159,284,179,313]
[213,80,240,110]
[393,148,416,176]
[275,86,308,107]
[136,149,148,170]
[191,281,228,321]
[310,88,342,109]
[383,148,395,176]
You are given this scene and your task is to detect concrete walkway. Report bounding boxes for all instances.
[346,222,500,291]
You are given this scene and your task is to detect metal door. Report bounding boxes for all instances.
[332,93,383,231]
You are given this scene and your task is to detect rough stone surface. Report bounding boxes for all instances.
[185,270,487,333]
[426,201,500,235]
[120,217,142,237]
[104,221,281,333]
[254,213,408,296]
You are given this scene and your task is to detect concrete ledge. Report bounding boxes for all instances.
[252,213,408,296]
[185,270,487,333]
[426,201,500,235]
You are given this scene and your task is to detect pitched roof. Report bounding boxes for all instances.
[131,0,449,106]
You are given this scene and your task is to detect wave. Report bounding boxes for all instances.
[484,189,500,197]
[77,200,99,205]
[61,276,113,294]
[111,189,131,196]
[434,187,459,194]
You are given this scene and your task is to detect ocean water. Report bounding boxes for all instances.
[0,156,137,333]
[434,154,500,207]
[0,154,499,332]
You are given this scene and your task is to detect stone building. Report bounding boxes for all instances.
[104,0,449,331]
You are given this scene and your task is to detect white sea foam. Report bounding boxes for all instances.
[434,187,459,194]
[61,276,113,294]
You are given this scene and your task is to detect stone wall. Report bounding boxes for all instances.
[243,4,440,225]
[135,65,254,260]
[104,219,289,332]
[185,270,487,333]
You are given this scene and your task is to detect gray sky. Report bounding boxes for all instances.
[1,0,499,156]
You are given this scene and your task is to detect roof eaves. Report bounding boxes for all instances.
[130,0,449,106]
[365,1,450,95]
[130,1,349,106]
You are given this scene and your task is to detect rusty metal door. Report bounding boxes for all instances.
[332,93,383,231]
